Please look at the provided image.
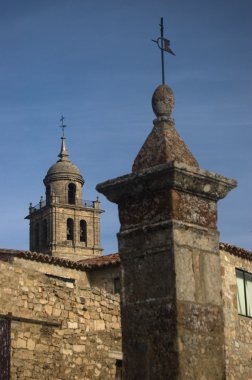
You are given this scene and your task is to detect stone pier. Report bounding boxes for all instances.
[97,84,236,379]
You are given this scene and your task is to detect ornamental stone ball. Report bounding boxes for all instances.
[152,84,174,118]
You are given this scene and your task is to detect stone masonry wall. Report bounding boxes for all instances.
[88,267,121,295]
[220,249,252,380]
[0,256,121,380]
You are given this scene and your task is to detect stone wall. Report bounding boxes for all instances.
[220,248,252,379]
[88,267,121,295]
[2,244,251,379]
[0,255,121,379]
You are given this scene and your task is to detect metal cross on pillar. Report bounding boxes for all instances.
[152,17,176,84]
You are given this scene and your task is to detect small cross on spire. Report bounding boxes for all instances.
[59,115,67,137]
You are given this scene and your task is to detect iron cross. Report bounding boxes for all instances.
[59,115,67,137]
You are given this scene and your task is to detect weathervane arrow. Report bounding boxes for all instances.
[152,17,176,84]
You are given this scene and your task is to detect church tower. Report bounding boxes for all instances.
[26,127,102,261]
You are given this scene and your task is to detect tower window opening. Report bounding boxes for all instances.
[46,185,51,204]
[68,183,76,204]
[42,219,47,246]
[80,220,87,243]
[35,223,40,248]
[67,218,74,241]
[114,277,121,294]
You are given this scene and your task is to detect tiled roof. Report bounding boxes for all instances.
[78,253,120,269]
[220,242,252,261]
[0,243,251,271]
[0,248,120,271]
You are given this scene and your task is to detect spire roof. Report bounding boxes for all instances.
[58,137,70,161]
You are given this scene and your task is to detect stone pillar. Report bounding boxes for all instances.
[97,84,236,379]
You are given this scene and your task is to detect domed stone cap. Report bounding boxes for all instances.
[44,160,84,185]
[152,84,174,118]
[47,160,81,176]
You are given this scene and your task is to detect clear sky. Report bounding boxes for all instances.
[0,0,251,253]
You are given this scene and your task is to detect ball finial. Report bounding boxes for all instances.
[152,84,174,118]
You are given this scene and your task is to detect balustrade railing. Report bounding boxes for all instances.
[30,196,98,213]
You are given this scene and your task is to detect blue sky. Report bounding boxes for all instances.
[0,0,251,253]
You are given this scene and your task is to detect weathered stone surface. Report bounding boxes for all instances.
[122,301,179,380]
[98,159,234,378]
[133,83,198,172]
[132,120,199,172]
[97,83,236,378]
[0,257,121,380]
[152,84,175,117]
[97,161,237,207]
[220,248,252,379]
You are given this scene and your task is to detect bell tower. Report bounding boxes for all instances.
[26,124,102,261]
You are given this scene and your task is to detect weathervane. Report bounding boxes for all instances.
[59,115,67,137]
[152,17,176,85]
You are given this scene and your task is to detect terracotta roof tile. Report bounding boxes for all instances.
[0,243,251,270]
[78,253,120,269]
[220,242,252,261]
[0,248,120,271]
[0,248,84,270]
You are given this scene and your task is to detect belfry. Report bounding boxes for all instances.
[26,127,102,261]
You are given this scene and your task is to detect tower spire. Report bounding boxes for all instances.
[58,116,69,161]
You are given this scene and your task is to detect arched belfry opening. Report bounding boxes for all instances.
[68,183,76,204]
[67,218,74,241]
[35,223,39,249]
[80,220,87,243]
[46,185,51,204]
[42,219,47,246]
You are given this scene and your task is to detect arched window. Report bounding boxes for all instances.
[80,220,87,243]
[35,223,39,248]
[68,183,76,204]
[42,219,47,246]
[67,218,74,240]
[46,185,51,204]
